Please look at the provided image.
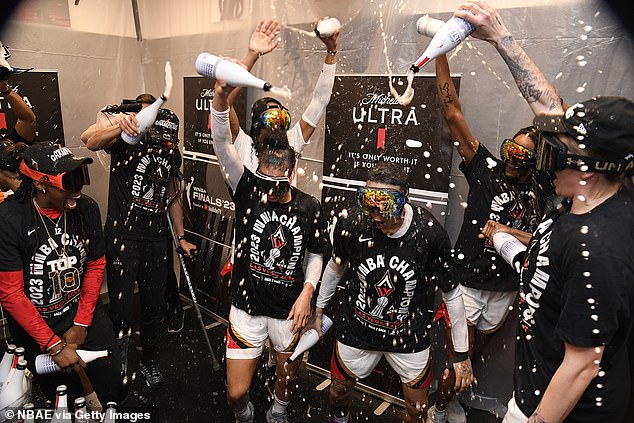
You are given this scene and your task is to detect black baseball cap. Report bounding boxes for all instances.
[533,96,634,161]
[23,141,93,174]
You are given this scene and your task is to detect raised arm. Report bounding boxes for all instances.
[456,0,564,116]
[227,19,281,142]
[1,80,36,143]
[435,54,478,165]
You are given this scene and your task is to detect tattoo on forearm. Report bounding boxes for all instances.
[528,413,548,423]
[438,82,454,107]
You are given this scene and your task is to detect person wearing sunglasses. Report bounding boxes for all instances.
[314,161,473,423]
[0,141,124,408]
[459,2,634,422]
[224,18,339,183]
[428,52,554,423]
[211,75,328,423]
[81,95,196,389]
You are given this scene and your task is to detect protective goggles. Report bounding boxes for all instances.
[500,138,536,169]
[19,161,91,192]
[537,132,633,175]
[356,187,406,218]
[255,170,291,197]
[260,108,291,131]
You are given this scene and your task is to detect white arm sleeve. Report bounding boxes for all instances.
[210,108,244,192]
[301,62,336,128]
[304,252,323,289]
[315,257,346,309]
[442,286,469,354]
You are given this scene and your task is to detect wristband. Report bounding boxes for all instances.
[326,50,337,56]
[178,235,186,242]
[453,351,469,363]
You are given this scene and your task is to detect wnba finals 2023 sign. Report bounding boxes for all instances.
[321,74,458,224]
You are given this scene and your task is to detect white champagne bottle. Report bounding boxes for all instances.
[0,358,28,410]
[34,349,110,375]
[314,17,341,38]
[492,232,527,273]
[2,346,25,393]
[22,402,35,423]
[416,15,446,38]
[101,402,117,423]
[50,385,71,423]
[121,61,173,145]
[410,16,474,72]
[74,397,90,423]
[0,344,16,389]
[285,315,334,365]
[195,53,290,98]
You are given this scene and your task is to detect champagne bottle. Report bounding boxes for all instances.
[285,315,334,365]
[0,358,28,410]
[315,17,341,38]
[410,16,474,72]
[0,344,16,389]
[74,397,90,423]
[195,53,290,98]
[50,385,71,423]
[492,232,527,273]
[416,15,446,38]
[2,346,25,393]
[101,402,117,423]
[121,61,173,145]
[22,402,35,423]
[34,349,110,375]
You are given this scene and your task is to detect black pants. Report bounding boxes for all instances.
[106,237,168,360]
[164,241,181,310]
[8,302,125,405]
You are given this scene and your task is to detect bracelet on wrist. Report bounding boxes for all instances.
[326,50,337,56]
[49,341,67,357]
[178,235,186,242]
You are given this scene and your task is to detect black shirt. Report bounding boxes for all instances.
[104,137,182,240]
[332,205,456,352]
[230,169,327,319]
[515,189,634,422]
[455,145,552,291]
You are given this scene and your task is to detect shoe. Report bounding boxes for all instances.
[139,360,164,389]
[236,401,254,423]
[426,405,447,423]
[167,304,185,333]
[446,397,466,423]
[266,406,291,423]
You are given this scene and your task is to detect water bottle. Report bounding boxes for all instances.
[492,232,527,273]
[416,15,446,38]
[34,349,110,375]
[0,344,16,389]
[410,16,474,72]
[315,17,341,38]
[285,315,334,365]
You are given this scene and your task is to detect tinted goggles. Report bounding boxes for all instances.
[147,129,178,151]
[500,138,536,169]
[255,170,291,197]
[537,132,633,175]
[356,187,406,218]
[260,108,291,131]
[19,161,91,192]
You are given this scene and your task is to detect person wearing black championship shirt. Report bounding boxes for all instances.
[0,142,123,406]
[459,1,634,422]
[315,162,474,423]
[428,51,554,423]
[210,73,327,423]
[82,94,196,389]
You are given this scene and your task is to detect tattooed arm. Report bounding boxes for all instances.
[456,0,564,116]
[435,54,479,165]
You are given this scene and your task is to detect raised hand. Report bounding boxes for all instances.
[249,19,281,56]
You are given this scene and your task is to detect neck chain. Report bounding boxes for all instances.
[33,197,67,257]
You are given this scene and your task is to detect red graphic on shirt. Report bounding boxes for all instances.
[270,225,287,250]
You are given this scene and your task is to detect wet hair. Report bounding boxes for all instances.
[257,130,296,174]
[249,96,285,140]
[511,125,539,151]
[0,139,28,172]
[367,161,409,195]
[135,93,156,105]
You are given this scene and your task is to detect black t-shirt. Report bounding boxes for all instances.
[0,194,105,333]
[332,205,456,352]
[230,169,327,319]
[515,189,634,422]
[455,145,552,291]
[104,137,182,240]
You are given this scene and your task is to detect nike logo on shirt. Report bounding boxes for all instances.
[28,228,37,236]
[358,236,373,242]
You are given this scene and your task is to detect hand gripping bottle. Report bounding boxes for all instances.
[314,17,341,38]
[492,232,527,273]
[285,315,334,365]
[410,16,474,72]
[34,349,110,375]
[121,61,173,145]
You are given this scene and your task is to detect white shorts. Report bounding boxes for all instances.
[502,395,528,423]
[331,341,432,388]
[225,305,300,360]
[460,285,517,333]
